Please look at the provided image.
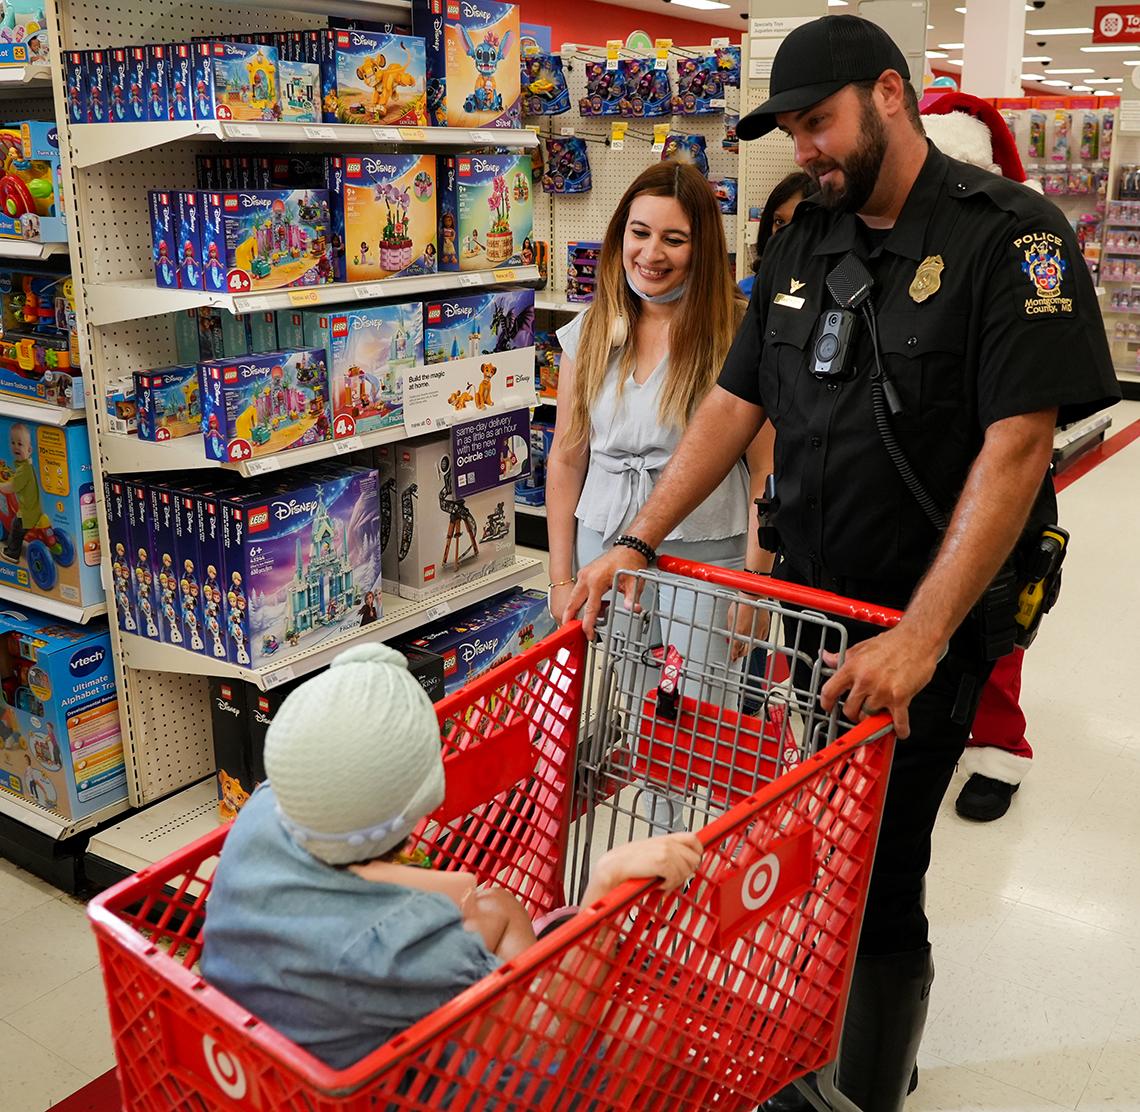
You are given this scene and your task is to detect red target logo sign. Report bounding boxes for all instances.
[712,826,814,947]
[202,1035,247,1100]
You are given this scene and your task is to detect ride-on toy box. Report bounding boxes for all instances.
[325,28,427,125]
[192,41,281,122]
[200,348,331,464]
[0,612,126,822]
[395,431,515,601]
[0,418,101,609]
[438,153,533,271]
[219,467,381,668]
[412,0,520,129]
[0,122,64,244]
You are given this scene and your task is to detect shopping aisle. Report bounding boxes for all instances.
[2,429,1140,1111]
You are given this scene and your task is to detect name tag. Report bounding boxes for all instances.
[773,293,805,309]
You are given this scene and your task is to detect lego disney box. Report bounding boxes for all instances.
[412,0,520,129]
[192,41,282,122]
[439,153,533,271]
[219,467,382,668]
[396,431,515,601]
[336,153,438,283]
[325,28,427,125]
[0,611,126,822]
[0,419,102,610]
[200,348,332,463]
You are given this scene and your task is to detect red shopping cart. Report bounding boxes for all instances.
[88,560,902,1112]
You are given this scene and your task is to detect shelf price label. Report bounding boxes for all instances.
[226,123,260,138]
[334,436,363,455]
[559,125,576,136]
[652,123,669,153]
[288,289,321,306]
[424,602,450,622]
[372,127,401,141]
[399,127,427,141]
[304,125,338,139]
[472,129,499,144]
[353,283,383,300]
[263,665,296,689]
[606,39,622,71]
[610,122,627,151]
[655,38,672,70]
[493,268,516,282]
[458,273,483,287]
[244,456,281,476]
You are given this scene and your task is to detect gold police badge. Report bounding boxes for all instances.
[909,255,944,303]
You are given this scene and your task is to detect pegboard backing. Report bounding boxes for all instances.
[126,673,213,802]
[528,44,743,299]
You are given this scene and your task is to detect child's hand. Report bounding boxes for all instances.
[588,833,703,903]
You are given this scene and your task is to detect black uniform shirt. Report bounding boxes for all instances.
[719,144,1120,588]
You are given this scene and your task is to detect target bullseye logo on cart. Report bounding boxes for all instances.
[740,853,781,911]
[202,1036,248,1100]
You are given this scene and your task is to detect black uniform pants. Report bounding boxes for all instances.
[777,556,994,956]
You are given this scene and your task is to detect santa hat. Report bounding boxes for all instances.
[921,91,1028,183]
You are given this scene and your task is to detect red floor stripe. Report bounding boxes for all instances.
[51,1068,121,1112]
[1055,414,1140,493]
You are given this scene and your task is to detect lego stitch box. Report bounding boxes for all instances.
[0,419,102,610]
[204,189,335,294]
[220,468,381,668]
[439,153,533,271]
[326,28,427,125]
[326,302,422,439]
[412,0,520,129]
[192,41,281,122]
[0,612,127,822]
[338,153,438,282]
[200,348,331,464]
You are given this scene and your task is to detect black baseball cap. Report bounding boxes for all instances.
[738,15,910,141]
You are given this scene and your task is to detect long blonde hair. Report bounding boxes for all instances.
[564,162,745,449]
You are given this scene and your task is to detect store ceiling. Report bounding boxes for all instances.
[592,0,1128,95]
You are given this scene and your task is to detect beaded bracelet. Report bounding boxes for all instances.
[548,577,575,588]
[614,534,657,564]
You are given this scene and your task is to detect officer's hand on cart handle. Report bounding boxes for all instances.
[819,628,940,740]
[585,833,704,904]
[564,547,649,638]
[728,602,771,662]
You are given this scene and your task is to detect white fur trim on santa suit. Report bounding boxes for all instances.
[961,745,1033,786]
[923,110,1045,193]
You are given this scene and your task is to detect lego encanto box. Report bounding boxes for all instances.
[0,612,126,822]
[325,302,423,440]
[203,189,335,294]
[412,0,520,129]
[326,28,427,126]
[0,419,102,610]
[438,153,533,272]
[200,348,332,464]
[219,467,381,668]
[192,41,281,122]
[337,153,438,283]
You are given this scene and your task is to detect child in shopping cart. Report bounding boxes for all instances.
[200,643,702,1071]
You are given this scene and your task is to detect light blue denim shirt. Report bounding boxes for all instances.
[200,784,500,1070]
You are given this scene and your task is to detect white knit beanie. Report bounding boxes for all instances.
[264,643,444,865]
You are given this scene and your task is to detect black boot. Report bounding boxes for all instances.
[835,946,935,1112]
[1,516,24,563]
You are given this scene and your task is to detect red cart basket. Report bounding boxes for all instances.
[88,561,902,1111]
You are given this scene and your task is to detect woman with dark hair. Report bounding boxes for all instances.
[740,171,817,297]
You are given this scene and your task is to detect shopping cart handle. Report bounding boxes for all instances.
[656,555,904,629]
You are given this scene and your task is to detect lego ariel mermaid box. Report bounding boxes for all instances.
[438,153,533,272]
[220,468,381,669]
[200,348,332,464]
[327,28,427,126]
[412,0,520,129]
[337,153,438,283]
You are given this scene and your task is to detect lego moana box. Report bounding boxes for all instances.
[220,468,381,668]
[438,152,533,272]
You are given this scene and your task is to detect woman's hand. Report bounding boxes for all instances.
[584,832,704,905]
[548,581,576,625]
[728,597,772,662]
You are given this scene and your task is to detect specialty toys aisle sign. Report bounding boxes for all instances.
[450,408,531,495]
[1094,7,1140,42]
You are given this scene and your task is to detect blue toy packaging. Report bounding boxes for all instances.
[134,365,200,442]
[279,60,320,123]
[103,476,137,634]
[147,484,184,646]
[619,58,672,118]
[423,287,534,363]
[0,121,64,244]
[148,190,178,289]
[169,486,206,657]
[146,44,172,122]
[338,153,438,282]
[0,612,127,823]
[169,43,194,122]
[579,60,624,117]
[514,418,551,506]
[671,55,725,115]
[412,0,521,129]
[200,348,331,464]
[175,190,207,290]
[661,133,709,177]
[201,188,334,294]
[438,152,533,271]
[542,137,591,194]
[107,47,130,123]
[196,307,253,360]
[125,46,149,122]
[326,303,422,440]
[124,478,159,640]
[325,28,427,125]
[520,52,569,116]
[715,177,738,215]
[394,586,553,696]
[248,310,278,352]
[219,467,381,668]
[714,45,741,87]
[192,41,281,122]
[0,419,102,611]
[84,49,110,124]
[64,51,86,124]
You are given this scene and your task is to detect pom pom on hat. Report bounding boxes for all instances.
[921,91,1027,183]
[265,643,444,865]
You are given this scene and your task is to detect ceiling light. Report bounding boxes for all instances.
[827,0,848,6]
[1045,68,1095,74]
[1071,86,1092,92]
[1087,77,1124,84]
[954,6,966,12]
[1026,27,1094,35]
[1021,56,1052,63]
[1020,73,1046,80]
[1040,80,1071,86]
[1096,89,1117,95]
[667,0,730,7]
[1122,60,1140,65]
[926,50,948,58]
[938,42,965,49]
[944,59,964,66]
[1081,45,1140,52]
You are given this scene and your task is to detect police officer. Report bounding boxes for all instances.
[565,15,1119,1111]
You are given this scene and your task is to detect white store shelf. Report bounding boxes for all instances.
[0,395,86,425]
[1054,412,1112,453]
[516,503,548,518]
[70,119,538,169]
[0,62,52,91]
[87,266,541,327]
[534,294,587,313]
[0,240,69,260]
[86,779,217,876]
[120,556,543,690]
[0,584,106,623]
[0,787,129,841]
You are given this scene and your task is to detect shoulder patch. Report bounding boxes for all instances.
[1012,230,1075,318]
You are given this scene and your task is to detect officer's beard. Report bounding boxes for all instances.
[810,97,888,214]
